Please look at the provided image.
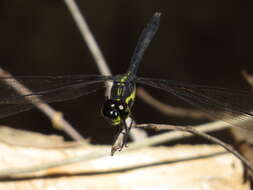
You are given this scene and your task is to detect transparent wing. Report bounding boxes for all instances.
[0,75,113,119]
[136,77,253,130]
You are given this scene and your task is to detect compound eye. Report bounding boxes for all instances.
[118,104,125,111]
[101,100,120,119]
[109,110,119,119]
[110,103,116,108]
[118,102,130,119]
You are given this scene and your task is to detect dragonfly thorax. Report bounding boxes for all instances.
[101,99,130,126]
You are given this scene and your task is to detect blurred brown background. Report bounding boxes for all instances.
[0,0,252,145]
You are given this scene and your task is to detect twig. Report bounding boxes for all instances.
[137,87,212,119]
[63,0,111,76]
[242,70,253,90]
[0,119,231,177]
[0,68,84,141]
[136,123,253,173]
[130,120,230,148]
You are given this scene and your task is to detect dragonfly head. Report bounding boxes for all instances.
[101,99,130,126]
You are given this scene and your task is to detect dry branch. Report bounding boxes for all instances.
[0,68,84,141]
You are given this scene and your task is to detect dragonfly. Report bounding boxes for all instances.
[1,12,253,153]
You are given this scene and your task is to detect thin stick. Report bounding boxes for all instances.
[136,123,253,173]
[0,68,84,141]
[63,0,111,76]
[137,87,212,119]
[242,70,253,89]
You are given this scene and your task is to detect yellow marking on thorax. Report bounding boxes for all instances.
[117,86,123,96]
[125,88,136,104]
[120,76,128,82]
[112,116,121,126]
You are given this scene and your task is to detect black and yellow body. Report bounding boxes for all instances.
[101,12,160,128]
[101,13,160,152]
[101,74,136,126]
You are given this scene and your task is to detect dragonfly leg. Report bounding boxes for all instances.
[111,117,134,155]
[122,116,134,148]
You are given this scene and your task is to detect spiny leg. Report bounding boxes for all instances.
[122,116,134,148]
[110,117,134,155]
